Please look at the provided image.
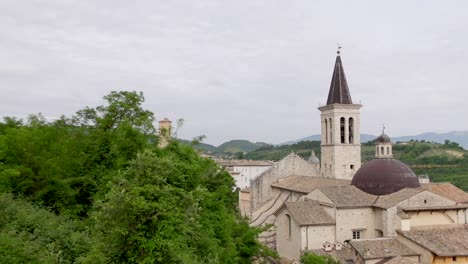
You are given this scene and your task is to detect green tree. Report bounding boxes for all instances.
[300,252,341,264]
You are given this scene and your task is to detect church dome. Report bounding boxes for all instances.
[376,133,391,143]
[351,159,421,196]
[308,151,320,164]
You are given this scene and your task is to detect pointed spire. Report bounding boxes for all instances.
[326,49,353,105]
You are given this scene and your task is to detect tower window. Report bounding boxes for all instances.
[329,118,333,143]
[381,146,385,156]
[340,117,345,143]
[325,119,328,144]
[387,146,390,155]
[349,118,354,144]
[350,165,354,169]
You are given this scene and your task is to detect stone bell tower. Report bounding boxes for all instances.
[318,49,362,180]
[158,118,172,148]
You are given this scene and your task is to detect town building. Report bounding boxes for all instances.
[245,50,468,263]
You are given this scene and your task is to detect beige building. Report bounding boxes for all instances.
[246,50,468,263]
[216,159,274,189]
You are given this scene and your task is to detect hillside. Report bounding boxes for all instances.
[282,131,468,149]
[245,139,468,191]
[179,139,272,154]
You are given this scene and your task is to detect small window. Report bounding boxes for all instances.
[350,165,355,169]
[286,214,292,239]
[352,231,361,240]
[453,257,457,261]
[424,199,427,204]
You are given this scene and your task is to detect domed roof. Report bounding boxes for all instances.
[308,151,320,164]
[376,133,391,143]
[351,159,421,196]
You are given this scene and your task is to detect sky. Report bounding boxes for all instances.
[1,0,468,146]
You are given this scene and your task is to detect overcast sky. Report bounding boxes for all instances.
[1,1,468,145]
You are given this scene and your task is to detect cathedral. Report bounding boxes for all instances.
[242,50,468,264]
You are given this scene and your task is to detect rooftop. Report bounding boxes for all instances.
[350,238,419,260]
[326,52,353,105]
[315,185,378,208]
[217,159,274,167]
[271,175,350,194]
[397,225,468,257]
[284,200,335,226]
[373,188,423,209]
[421,182,468,204]
[375,256,421,264]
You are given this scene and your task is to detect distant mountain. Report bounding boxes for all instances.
[280,134,376,146]
[216,140,271,154]
[281,131,468,149]
[179,139,272,154]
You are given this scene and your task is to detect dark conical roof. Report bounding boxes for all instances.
[351,159,421,196]
[327,54,353,105]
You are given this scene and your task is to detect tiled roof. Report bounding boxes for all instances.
[271,175,350,194]
[397,224,468,256]
[284,200,335,226]
[350,238,419,260]
[375,256,421,264]
[308,246,355,263]
[421,183,468,203]
[373,188,423,209]
[317,185,378,208]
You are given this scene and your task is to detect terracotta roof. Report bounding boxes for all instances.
[397,225,468,256]
[284,200,335,226]
[373,188,423,209]
[350,238,419,260]
[327,53,353,105]
[375,256,421,264]
[421,183,468,204]
[317,185,378,208]
[271,175,350,194]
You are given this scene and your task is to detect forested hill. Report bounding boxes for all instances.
[0,91,274,263]
[244,139,468,191]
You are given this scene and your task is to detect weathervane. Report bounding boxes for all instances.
[382,124,386,134]
[337,43,342,55]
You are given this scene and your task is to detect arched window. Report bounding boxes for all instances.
[349,118,354,144]
[387,146,390,155]
[340,117,345,143]
[325,119,328,144]
[329,118,333,143]
[286,214,292,239]
[381,146,385,156]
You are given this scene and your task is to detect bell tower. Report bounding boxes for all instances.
[318,49,362,180]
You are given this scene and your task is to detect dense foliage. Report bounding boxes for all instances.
[300,253,341,264]
[0,91,270,263]
[244,141,321,161]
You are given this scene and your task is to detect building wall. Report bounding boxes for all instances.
[434,256,468,263]
[319,104,362,180]
[239,191,251,218]
[397,233,435,264]
[232,165,272,189]
[276,207,303,261]
[303,225,336,250]
[397,191,456,208]
[408,211,458,227]
[335,207,377,242]
[250,154,318,211]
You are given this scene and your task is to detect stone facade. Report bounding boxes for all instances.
[319,104,362,180]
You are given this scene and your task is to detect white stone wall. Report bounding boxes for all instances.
[335,207,377,242]
[303,225,336,250]
[232,165,272,189]
[276,207,303,261]
[318,104,362,180]
[250,154,318,211]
